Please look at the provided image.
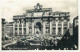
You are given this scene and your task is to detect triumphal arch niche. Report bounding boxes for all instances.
[13,3,70,39]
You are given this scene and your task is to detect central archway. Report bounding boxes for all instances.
[36,22,41,31]
[35,22,42,34]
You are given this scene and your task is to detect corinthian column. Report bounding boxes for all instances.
[13,20,15,36]
[43,20,46,34]
[61,21,64,35]
[32,20,34,34]
[26,20,29,34]
[56,18,58,35]
[50,20,52,35]
[17,20,19,35]
[61,17,64,35]
[22,19,24,35]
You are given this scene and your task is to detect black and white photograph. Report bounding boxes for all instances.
[1,0,78,50]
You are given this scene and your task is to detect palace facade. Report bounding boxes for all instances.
[13,3,70,39]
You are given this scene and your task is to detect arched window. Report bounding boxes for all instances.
[58,27,61,34]
[19,28,22,34]
[53,20,55,23]
[46,27,49,33]
[58,20,61,26]
[29,22,32,26]
[64,21,68,26]
[29,27,32,33]
[15,28,17,34]
[15,20,17,24]
[24,28,26,34]
[19,24,22,27]
[64,27,67,33]
[23,21,26,27]
[53,20,56,26]
[15,24,17,27]
[19,19,21,24]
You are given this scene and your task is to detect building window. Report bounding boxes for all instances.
[52,28,55,34]
[29,22,32,26]
[64,21,68,26]
[58,20,61,26]
[23,24,26,27]
[46,22,49,24]
[31,12,34,17]
[46,22,49,26]
[24,28,26,34]
[58,28,61,34]
[64,27,67,33]
[15,28,17,34]
[53,20,55,25]
[58,24,61,26]
[15,24,17,27]
[20,19,21,24]
[52,24,56,26]
[29,27,32,33]
[19,24,22,27]
[60,14,65,16]
[19,28,22,34]
[15,20,17,24]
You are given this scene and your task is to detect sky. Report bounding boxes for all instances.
[0,0,78,23]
